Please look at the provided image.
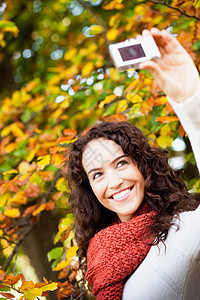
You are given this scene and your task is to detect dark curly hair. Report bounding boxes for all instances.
[67,121,199,262]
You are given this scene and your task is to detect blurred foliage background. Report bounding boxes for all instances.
[0,0,200,298]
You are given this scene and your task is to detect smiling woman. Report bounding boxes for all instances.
[67,121,199,299]
[66,28,200,300]
[82,138,145,222]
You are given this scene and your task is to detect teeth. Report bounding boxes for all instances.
[113,188,131,200]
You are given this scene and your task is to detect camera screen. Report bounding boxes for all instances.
[118,44,146,61]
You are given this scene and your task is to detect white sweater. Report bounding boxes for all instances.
[122,91,200,300]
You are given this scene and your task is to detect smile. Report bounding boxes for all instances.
[110,187,133,202]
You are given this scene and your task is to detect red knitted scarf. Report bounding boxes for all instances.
[85,203,156,299]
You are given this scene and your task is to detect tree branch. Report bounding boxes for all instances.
[2,224,33,271]
[148,0,200,20]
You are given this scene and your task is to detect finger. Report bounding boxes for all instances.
[150,28,184,54]
[142,29,151,37]
[139,60,162,78]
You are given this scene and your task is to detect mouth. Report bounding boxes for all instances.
[110,187,134,202]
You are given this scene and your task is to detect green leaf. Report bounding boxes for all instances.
[47,247,63,261]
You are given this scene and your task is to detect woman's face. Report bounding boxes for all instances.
[82,138,145,222]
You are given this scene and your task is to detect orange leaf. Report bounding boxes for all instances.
[20,280,35,292]
[155,116,179,123]
[179,124,185,137]
[0,292,15,299]
[3,274,22,285]
[25,183,40,198]
[45,201,55,211]
[32,203,47,216]
[23,204,37,217]
[0,270,6,281]
[37,171,54,181]
[124,79,140,93]
[51,154,65,168]
[63,128,77,136]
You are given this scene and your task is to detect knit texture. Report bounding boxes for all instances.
[85,203,156,299]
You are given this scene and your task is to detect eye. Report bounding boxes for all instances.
[117,159,128,168]
[92,172,102,180]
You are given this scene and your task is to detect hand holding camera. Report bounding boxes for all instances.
[109,28,200,103]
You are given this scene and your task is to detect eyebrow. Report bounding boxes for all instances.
[87,154,127,176]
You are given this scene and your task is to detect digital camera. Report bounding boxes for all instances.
[109,35,161,71]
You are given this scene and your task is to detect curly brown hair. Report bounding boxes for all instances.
[67,121,199,261]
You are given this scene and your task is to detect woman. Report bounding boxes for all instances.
[67,29,200,299]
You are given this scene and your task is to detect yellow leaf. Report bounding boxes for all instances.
[99,94,117,108]
[109,68,120,81]
[53,260,69,271]
[37,155,51,170]
[106,28,118,41]
[82,62,94,77]
[193,0,200,8]
[64,48,77,61]
[127,94,143,104]
[26,148,38,162]
[90,25,104,35]
[0,194,8,207]
[157,136,173,148]
[67,246,79,260]
[10,191,27,205]
[0,229,3,237]
[41,282,58,292]
[10,123,24,137]
[1,126,11,137]
[109,14,120,27]
[24,288,42,299]
[125,79,140,93]
[5,143,16,153]
[2,169,18,175]
[116,100,128,113]
[55,177,69,192]
[4,208,20,218]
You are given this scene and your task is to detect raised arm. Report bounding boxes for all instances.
[139,28,200,174]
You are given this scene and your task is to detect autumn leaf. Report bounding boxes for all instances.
[116,100,128,113]
[23,204,37,217]
[90,25,104,35]
[82,62,94,77]
[32,203,47,216]
[51,154,65,168]
[63,128,77,136]
[2,169,18,175]
[0,292,15,299]
[155,116,179,123]
[55,177,68,192]
[99,94,117,108]
[3,274,22,285]
[106,28,118,41]
[37,155,51,170]
[4,208,20,218]
[0,270,6,281]
[24,288,42,299]
[20,280,35,292]
[40,282,58,292]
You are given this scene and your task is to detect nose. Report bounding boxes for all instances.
[107,173,123,189]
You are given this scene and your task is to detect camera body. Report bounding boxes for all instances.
[109,35,161,71]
